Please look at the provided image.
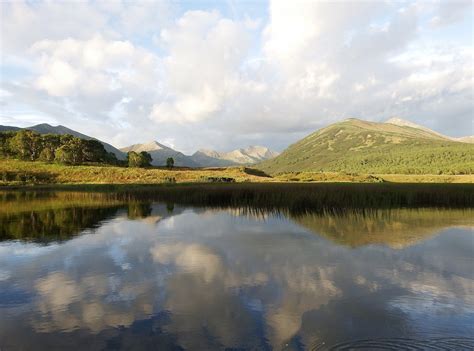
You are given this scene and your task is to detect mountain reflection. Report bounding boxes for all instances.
[289,208,474,248]
[0,193,473,350]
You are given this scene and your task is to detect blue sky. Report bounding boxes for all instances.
[1,0,472,153]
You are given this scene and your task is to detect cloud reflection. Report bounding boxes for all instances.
[0,205,472,350]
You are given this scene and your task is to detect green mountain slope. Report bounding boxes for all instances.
[259,118,474,175]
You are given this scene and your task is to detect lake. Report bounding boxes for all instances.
[0,190,473,350]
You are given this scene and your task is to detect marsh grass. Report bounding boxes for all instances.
[5,182,471,212]
[129,183,474,213]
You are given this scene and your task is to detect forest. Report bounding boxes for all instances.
[0,130,152,167]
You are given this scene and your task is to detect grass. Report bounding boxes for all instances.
[273,172,474,183]
[109,183,474,212]
[0,159,272,185]
[1,159,473,186]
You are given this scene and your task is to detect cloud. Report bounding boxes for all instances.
[431,0,473,27]
[150,10,253,123]
[0,1,173,53]
[31,35,158,99]
[0,0,472,152]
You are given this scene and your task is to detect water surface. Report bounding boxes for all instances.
[0,191,473,350]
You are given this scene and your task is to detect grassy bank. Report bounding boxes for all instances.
[1,159,473,186]
[0,159,271,185]
[273,171,474,183]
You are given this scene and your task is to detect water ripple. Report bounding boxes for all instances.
[312,337,474,350]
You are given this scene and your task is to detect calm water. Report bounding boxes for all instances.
[0,192,473,350]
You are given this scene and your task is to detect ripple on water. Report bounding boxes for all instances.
[311,337,474,350]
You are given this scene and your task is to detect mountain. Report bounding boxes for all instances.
[2,122,278,167]
[0,126,22,132]
[387,117,474,144]
[191,146,279,167]
[120,143,279,167]
[120,141,199,167]
[0,123,125,159]
[191,150,235,167]
[259,118,474,175]
[454,136,474,143]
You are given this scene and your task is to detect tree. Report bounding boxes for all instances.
[105,152,119,165]
[39,134,61,162]
[51,134,83,165]
[166,157,174,169]
[38,148,56,162]
[127,151,140,167]
[81,139,108,163]
[0,130,121,166]
[8,130,42,160]
[140,151,152,167]
[67,137,85,165]
[55,145,75,164]
[127,151,152,168]
[0,132,15,157]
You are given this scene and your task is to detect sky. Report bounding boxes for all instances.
[0,0,472,153]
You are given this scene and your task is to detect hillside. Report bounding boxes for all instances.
[259,118,474,175]
[0,123,125,159]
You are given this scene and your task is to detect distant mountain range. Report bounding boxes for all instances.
[259,117,474,175]
[0,123,278,167]
[120,142,278,167]
[192,146,279,167]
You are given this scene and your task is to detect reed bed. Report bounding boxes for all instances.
[6,182,471,212]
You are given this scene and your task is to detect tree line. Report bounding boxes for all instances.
[0,130,184,169]
[0,130,119,165]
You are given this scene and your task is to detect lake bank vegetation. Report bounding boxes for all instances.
[3,182,473,213]
[1,159,473,187]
